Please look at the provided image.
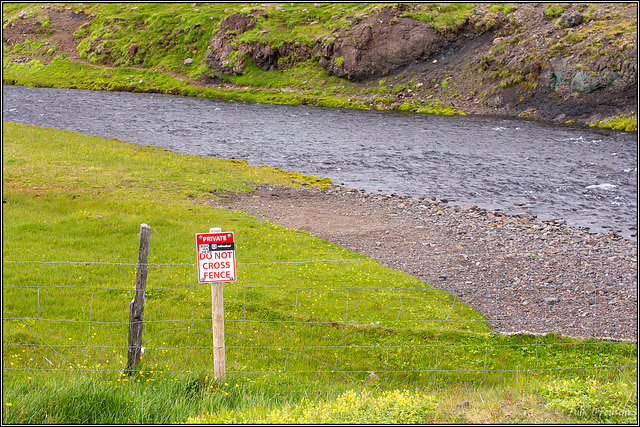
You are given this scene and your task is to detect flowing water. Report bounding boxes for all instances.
[3,85,637,239]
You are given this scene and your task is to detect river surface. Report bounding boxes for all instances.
[3,85,638,239]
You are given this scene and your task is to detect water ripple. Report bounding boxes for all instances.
[2,85,637,239]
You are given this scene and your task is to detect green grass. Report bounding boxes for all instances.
[544,4,565,20]
[402,3,474,33]
[1,55,373,109]
[191,370,638,424]
[3,369,636,424]
[2,122,637,423]
[589,113,638,132]
[3,374,216,424]
[540,374,638,423]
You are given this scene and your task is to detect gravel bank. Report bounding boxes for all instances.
[214,184,637,340]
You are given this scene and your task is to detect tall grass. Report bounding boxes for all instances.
[2,372,301,424]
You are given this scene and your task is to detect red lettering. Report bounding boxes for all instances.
[202,261,232,270]
[200,251,234,281]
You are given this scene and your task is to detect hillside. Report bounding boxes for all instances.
[2,2,637,129]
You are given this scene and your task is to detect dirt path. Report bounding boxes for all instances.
[213,184,637,340]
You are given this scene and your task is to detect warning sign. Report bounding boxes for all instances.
[196,231,236,283]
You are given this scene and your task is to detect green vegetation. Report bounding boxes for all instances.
[540,375,637,423]
[3,375,245,424]
[544,4,565,20]
[198,388,439,423]
[3,122,637,423]
[4,369,636,423]
[193,371,638,423]
[589,113,638,132]
[1,55,367,110]
[402,3,474,33]
[391,98,462,115]
[2,3,635,130]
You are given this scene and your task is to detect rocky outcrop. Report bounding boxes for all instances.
[205,12,261,75]
[207,7,487,82]
[206,12,312,75]
[318,11,450,80]
[535,51,636,96]
[518,48,637,123]
[560,12,584,28]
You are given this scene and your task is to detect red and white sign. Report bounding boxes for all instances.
[196,231,236,283]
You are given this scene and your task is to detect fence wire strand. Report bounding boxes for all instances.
[3,256,636,391]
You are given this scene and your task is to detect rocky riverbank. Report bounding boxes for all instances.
[214,184,637,340]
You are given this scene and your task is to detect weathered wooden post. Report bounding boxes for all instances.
[208,227,226,382]
[211,277,226,381]
[196,227,236,383]
[125,223,151,373]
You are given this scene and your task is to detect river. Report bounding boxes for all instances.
[2,85,637,239]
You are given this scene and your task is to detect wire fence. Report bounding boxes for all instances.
[2,257,637,394]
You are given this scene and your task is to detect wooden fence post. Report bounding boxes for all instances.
[209,227,226,382]
[212,282,226,381]
[125,223,151,373]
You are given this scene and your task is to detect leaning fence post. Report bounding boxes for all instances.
[125,223,151,373]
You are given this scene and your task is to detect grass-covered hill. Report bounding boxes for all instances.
[2,2,637,130]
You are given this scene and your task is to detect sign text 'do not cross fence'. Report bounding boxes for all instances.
[196,230,236,283]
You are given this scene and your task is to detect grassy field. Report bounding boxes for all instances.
[2,122,637,423]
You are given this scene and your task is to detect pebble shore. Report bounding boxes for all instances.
[218,184,638,340]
